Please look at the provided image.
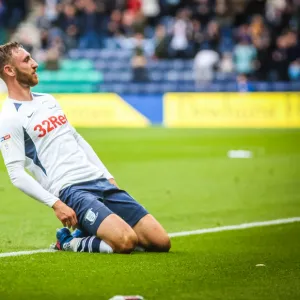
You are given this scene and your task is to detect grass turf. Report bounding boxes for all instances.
[0,128,299,299]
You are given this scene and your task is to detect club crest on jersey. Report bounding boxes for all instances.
[34,114,67,138]
[0,134,11,143]
[84,208,98,225]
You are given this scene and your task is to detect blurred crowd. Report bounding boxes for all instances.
[2,0,300,82]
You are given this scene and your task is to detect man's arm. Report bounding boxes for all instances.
[0,117,77,228]
[6,161,58,207]
[6,161,77,228]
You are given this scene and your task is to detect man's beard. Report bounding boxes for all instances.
[15,68,38,87]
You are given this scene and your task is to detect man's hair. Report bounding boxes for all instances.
[0,42,23,79]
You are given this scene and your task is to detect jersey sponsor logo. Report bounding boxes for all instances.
[34,115,67,138]
[0,134,11,143]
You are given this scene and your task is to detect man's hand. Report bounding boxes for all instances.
[109,178,119,188]
[52,200,78,229]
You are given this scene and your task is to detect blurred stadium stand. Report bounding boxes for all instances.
[1,0,300,93]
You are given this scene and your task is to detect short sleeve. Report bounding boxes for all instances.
[0,117,25,164]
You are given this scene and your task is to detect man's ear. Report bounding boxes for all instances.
[3,64,15,77]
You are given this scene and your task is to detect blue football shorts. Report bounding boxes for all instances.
[59,178,149,236]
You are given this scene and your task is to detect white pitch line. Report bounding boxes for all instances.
[168,217,300,237]
[0,217,299,259]
[0,248,56,258]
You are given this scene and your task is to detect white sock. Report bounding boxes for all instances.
[70,237,114,253]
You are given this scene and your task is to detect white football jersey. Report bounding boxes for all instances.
[0,93,104,198]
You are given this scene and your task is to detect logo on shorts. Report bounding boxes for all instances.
[84,208,98,225]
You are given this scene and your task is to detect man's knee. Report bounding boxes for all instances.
[142,232,171,252]
[114,231,138,254]
[133,214,171,252]
[96,214,138,254]
[154,233,171,252]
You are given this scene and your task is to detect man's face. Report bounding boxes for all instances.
[11,47,39,87]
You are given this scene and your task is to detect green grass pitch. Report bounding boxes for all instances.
[0,128,299,300]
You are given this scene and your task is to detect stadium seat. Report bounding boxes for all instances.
[103,71,132,82]
[252,82,271,91]
[38,70,103,83]
[60,59,94,71]
[32,83,96,93]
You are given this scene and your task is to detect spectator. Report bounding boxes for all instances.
[153,24,170,59]
[131,48,148,82]
[219,52,234,74]
[249,15,269,44]
[250,16,271,80]
[271,34,290,81]
[288,59,300,81]
[285,30,300,63]
[233,0,248,27]
[46,22,64,50]
[169,9,193,58]
[272,33,297,81]
[74,0,86,17]
[194,48,219,83]
[215,0,232,27]
[236,74,255,92]
[233,36,257,76]
[36,3,52,30]
[272,30,300,81]
[265,0,286,24]
[205,20,221,52]
[127,0,141,15]
[78,0,102,48]
[191,19,204,53]
[64,24,79,50]
[107,10,124,37]
[43,0,59,22]
[53,35,66,55]
[266,0,292,40]
[57,3,80,50]
[131,11,147,34]
[44,46,61,70]
[191,0,215,27]
[94,0,108,14]
[57,4,79,33]
[121,9,136,35]
[141,0,160,27]
[40,29,50,50]
[254,37,271,81]
[235,23,251,43]
[116,32,153,55]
